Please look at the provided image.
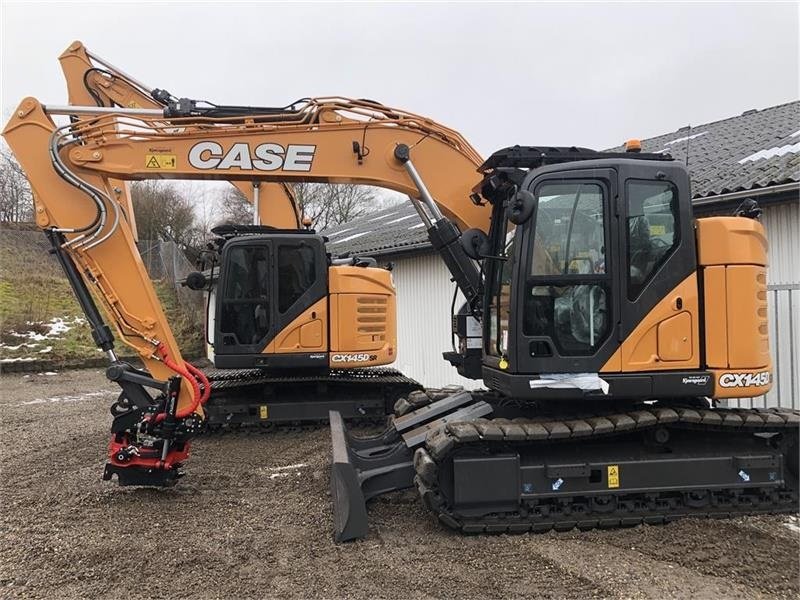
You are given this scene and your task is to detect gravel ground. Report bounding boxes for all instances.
[1,368,798,599]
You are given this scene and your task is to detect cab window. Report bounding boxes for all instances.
[220,246,270,345]
[524,181,610,355]
[626,180,679,300]
[277,243,317,313]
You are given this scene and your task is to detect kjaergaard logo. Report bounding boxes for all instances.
[682,376,710,385]
[719,371,771,388]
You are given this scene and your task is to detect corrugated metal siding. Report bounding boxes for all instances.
[390,253,483,389]
[762,201,800,285]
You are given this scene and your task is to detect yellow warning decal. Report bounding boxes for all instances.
[649,225,666,236]
[145,154,177,169]
[259,405,269,420]
[607,465,620,488]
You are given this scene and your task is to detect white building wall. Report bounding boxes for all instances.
[389,253,482,389]
[762,200,799,285]
[755,201,799,408]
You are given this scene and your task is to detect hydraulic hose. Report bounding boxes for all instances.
[154,343,201,420]
[185,361,211,405]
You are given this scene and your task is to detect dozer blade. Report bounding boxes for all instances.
[329,410,370,542]
[329,409,417,542]
[328,394,493,542]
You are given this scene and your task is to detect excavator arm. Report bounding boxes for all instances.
[58,40,301,230]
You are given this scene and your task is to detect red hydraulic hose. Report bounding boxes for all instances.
[185,361,211,405]
[154,343,201,421]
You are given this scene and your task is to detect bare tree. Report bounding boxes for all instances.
[0,148,33,223]
[130,181,199,248]
[216,187,253,225]
[295,183,380,230]
[212,183,384,231]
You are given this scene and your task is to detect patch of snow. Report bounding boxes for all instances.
[261,462,309,480]
[739,142,800,164]
[38,347,53,354]
[18,390,115,406]
[385,214,417,225]
[325,228,354,239]
[0,357,36,363]
[333,231,369,244]
[267,463,309,472]
[664,131,708,145]
[367,212,398,222]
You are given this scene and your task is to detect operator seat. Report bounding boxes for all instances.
[628,215,653,288]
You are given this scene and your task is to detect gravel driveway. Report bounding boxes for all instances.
[1,369,797,599]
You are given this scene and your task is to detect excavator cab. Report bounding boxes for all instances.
[211,228,329,369]
[480,149,703,399]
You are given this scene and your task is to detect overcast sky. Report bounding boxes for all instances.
[1,1,797,156]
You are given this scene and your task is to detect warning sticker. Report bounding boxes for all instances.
[145,154,177,169]
[259,405,269,420]
[607,465,620,488]
[649,225,666,236]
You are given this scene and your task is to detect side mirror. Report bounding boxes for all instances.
[506,190,536,224]
[460,228,490,260]
[185,271,208,291]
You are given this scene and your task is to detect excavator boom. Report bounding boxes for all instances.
[58,40,301,230]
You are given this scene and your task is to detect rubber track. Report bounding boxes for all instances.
[415,406,800,534]
[204,367,419,391]
[200,367,421,432]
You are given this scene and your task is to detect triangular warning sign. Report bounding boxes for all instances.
[146,156,160,168]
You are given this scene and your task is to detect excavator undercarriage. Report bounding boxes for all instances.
[203,367,420,428]
[331,390,799,542]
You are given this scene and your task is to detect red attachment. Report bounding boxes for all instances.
[107,434,190,471]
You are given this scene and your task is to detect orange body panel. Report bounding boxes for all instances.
[710,367,772,398]
[702,266,729,368]
[696,217,768,267]
[726,266,770,368]
[602,274,700,372]
[696,216,772,398]
[328,266,397,367]
[265,298,328,353]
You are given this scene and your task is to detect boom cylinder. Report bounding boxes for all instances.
[393,144,483,312]
[45,229,117,360]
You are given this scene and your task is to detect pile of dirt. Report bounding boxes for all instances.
[1,368,798,599]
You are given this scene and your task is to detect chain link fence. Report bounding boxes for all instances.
[136,240,203,312]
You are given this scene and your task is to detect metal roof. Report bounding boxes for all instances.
[326,202,429,257]
[325,100,800,257]
[606,100,799,198]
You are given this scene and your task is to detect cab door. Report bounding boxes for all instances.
[215,238,274,357]
[613,162,699,370]
[511,168,621,374]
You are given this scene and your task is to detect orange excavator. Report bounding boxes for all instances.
[54,42,425,431]
[4,43,796,539]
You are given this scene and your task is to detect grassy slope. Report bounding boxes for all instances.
[0,223,203,364]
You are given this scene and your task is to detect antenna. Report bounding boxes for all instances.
[685,123,691,167]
